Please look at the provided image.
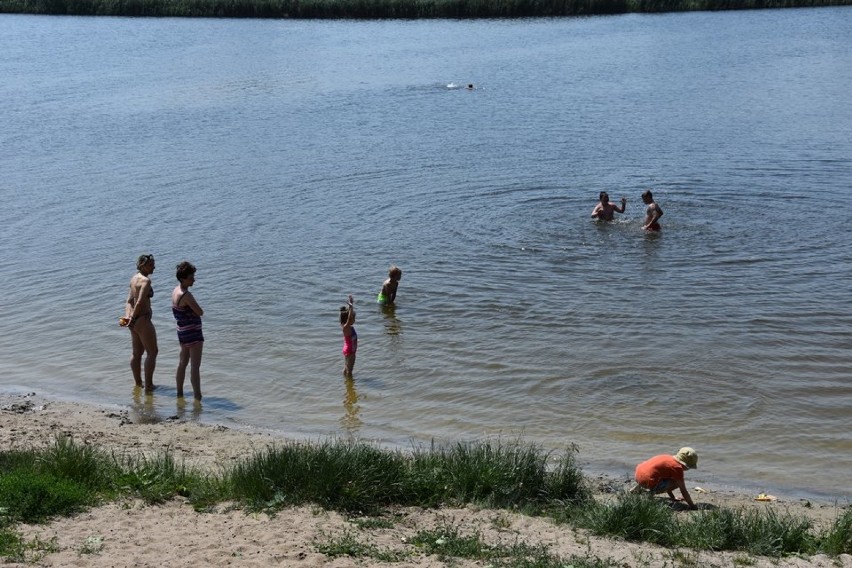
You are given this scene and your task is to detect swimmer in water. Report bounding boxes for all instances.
[591,191,626,221]
[377,265,402,306]
[642,189,663,231]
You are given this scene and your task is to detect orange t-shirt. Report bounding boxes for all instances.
[634,454,685,488]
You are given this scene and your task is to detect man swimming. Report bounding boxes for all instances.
[591,191,626,221]
[641,189,664,231]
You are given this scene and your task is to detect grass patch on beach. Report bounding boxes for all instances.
[115,451,209,505]
[0,527,59,563]
[678,506,816,556]
[576,492,824,557]
[319,522,618,567]
[410,524,623,567]
[819,508,852,556]
[407,440,590,510]
[578,492,677,546]
[223,439,590,515]
[0,437,113,524]
[0,436,214,521]
[224,439,410,514]
[314,529,407,561]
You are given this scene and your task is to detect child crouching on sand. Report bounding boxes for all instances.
[340,295,357,376]
[631,447,698,510]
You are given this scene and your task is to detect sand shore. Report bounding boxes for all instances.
[1,392,849,568]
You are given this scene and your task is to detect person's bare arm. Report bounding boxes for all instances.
[183,291,204,316]
[676,479,696,509]
[344,295,355,327]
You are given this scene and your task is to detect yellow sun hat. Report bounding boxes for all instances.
[674,447,698,470]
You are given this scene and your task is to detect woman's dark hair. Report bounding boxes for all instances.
[339,306,349,325]
[176,261,196,281]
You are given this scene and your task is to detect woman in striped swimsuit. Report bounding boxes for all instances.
[171,261,204,401]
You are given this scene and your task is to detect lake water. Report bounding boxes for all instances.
[1,8,851,501]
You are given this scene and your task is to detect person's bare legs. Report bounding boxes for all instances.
[189,343,203,401]
[343,353,355,377]
[130,331,145,388]
[176,343,203,400]
[176,345,190,398]
[131,317,158,392]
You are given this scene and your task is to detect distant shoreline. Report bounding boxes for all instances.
[1,0,850,19]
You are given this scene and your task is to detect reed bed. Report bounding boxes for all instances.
[1,0,850,18]
[1,435,850,562]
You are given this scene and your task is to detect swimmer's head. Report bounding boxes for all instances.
[599,191,609,203]
[340,306,355,325]
[466,84,474,90]
[388,265,402,281]
[642,190,654,203]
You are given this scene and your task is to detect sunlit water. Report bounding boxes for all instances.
[1,8,851,501]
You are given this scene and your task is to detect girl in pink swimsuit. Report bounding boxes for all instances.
[340,295,357,376]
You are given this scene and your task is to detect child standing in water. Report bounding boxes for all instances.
[377,265,402,306]
[340,295,357,376]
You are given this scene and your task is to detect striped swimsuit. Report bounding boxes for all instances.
[172,294,204,346]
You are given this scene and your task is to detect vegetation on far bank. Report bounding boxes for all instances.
[1,0,850,18]
[1,436,850,564]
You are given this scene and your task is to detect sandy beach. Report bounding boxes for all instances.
[1,392,849,568]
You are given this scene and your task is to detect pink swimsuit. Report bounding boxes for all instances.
[342,327,357,356]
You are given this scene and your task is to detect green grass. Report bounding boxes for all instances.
[677,506,816,556]
[575,492,821,557]
[407,440,591,510]
[1,435,849,565]
[222,438,589,515]
[223,439,410,514]
[578,492,677,546]
[314,528,406,561]
[0,0,850,18]
[0,527,59,563]
[819,508,852,556]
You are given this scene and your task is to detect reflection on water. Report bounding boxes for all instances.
[130,386,160,424]
[176,396,203,421]
[381,305,403,337]
[131,386,205,423]
[340,376,361,435]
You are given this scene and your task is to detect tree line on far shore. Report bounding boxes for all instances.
[2,0,850,18]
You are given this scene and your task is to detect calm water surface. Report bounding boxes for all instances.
[1,9,851,500]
